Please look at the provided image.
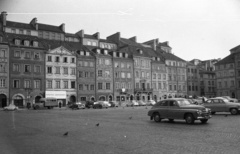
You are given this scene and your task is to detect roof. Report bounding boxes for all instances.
[5,33,44,48]
[6,20,35,30]
[215,54,235,65]
[156,46,185,62]
[0,31,9,44]
[158,42,171,48]
[84,34,97,39]
[38,23,64,33]
[99,39,115,44]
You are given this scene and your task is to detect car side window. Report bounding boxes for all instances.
[169,101,177,106]
[213,99,219,103]
[219,100,224,103]
[160,101,168,106]
[206,100,212,103]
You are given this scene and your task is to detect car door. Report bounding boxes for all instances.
[167,100,179,119]
[217,99,227,112]
[203,99,213,110]
[156,100,168,118]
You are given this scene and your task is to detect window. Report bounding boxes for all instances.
[106,83,110,90]
[174,85,177,91]
[24,80,31,88]
[127,64,131,69]
[14,51,21,57]
[47,67,52,74]
[115,62,119,68]
[34,65,41,73]
[71,58,75,63]
[92,42,97,46]
[71,68,76,75]
[87,41,91,46]
[47,80,52,88]
[55,81,60,89]
[121,72,125,78]
[0,50,5,57]
[79,84,83,90]
[24,40,30,46]
[147,83,150,89]
[25,52,30,58]
[105,59,110,65]
[63,57,68,63]
[11,29,16,33]
[158,83,161,90]
[79,71,83,77]
[0,79,6,87]
[0,36,2,42]
[55,67,60,74]
[98,70,103,77]
[121,63,125,68]
[89,62,94,67]
[64,81,68,89]
[136,83,140,89]
[98,83,103,90]
[85,84,89,90]
[24,65,31,72]
[105,71,110,78]
[34,80,40,89]
[15,39,20,45]
[90,85,94,90]
[127,73,131,78]
[33,41,38,47]
[85,72,89,78]
[55,56,60,62]
[0,64,6,72]
[63,67,68,74]
[158,74,161,79]
[27,30,31,35]
[169,85,172,91]
[34,53,40,59]
[153,73,156,79]
[71,81,76,89]
[79,61,83,67]
[13,80,20,88]
[47,56,52,62]
[19,29,23,34]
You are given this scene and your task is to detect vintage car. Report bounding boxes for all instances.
[148,98,211,124]
[3,104,19,111]
[93,101,110,109]
[221,96,239,103]
[203,97,240,115]
[69,102,85,109]
[126,100,139,107]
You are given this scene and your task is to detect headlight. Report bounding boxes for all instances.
[197,110,202,114]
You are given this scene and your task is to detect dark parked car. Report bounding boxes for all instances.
[109,101,119,107]
[69,102,85,110]
[148,98,211,124]
[203,97,240,115]
[85,101,94,109]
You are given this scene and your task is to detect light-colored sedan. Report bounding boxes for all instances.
[126,100,139,107]
[138,100,147,106]
[3,104,19,111]
[147,100,156,106]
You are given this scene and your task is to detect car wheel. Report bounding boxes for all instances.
[168,119,174,122]
[185,114,195,124]
[230,108,238,115]
[200,119,208,124]
[35,105,39,110]
[153,113,161,122]
[211,112,216,115]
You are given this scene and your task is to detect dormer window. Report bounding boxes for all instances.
[152,57,155,61]
[24,40,30,46]
[27,30,31,35]
[137,48,143,54]
[86,52,89,56]
[15,39,20,45]
[33,41,38,47]
[157,57,160,61]
[104,50,108,55]
[80,51,84,56]
[119,53,122,57]
[97,49,101,54]
[125,53,128,58]
[92,42,97,46]
[11,29,16,33]
[113,52,116,57]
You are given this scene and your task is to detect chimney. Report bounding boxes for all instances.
[1,11,7,26]
[93,32,100,39]
[60,23,65,32]
[107,32,120,45]
[129,36,137,42]
[76,29,84,38]
[30,18,38,30]
[143,38,159,51]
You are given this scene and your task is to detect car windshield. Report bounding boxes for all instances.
[177,100,191,106]
[222,99,230,103]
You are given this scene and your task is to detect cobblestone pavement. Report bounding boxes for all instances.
[1,106,240,154]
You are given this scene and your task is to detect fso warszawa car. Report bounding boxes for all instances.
[148,98,211,124]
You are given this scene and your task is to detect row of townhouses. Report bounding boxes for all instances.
[0,11,239,108]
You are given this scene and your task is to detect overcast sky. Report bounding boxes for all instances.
[1,0,240,61]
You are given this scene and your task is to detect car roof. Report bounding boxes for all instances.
[161,98,187,101]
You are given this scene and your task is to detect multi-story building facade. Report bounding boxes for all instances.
[199,69,216,98]
[186,62,200,97]
[42,40,77,106]
[231,47,240,99]
[6,33,45,107]
[157,42,187,98]
[76,46,96,102]
[0,31,9,107]
[113,46,134,103]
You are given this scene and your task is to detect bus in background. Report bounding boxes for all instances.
[33,98,58,110]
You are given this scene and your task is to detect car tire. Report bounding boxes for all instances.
[35,105,39,110]
[200,119,208,124]
[211,112,216,115]
[168,119,174,122]
[230,108,238,115]
[153,113,161,122]
[185,114,195,124]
